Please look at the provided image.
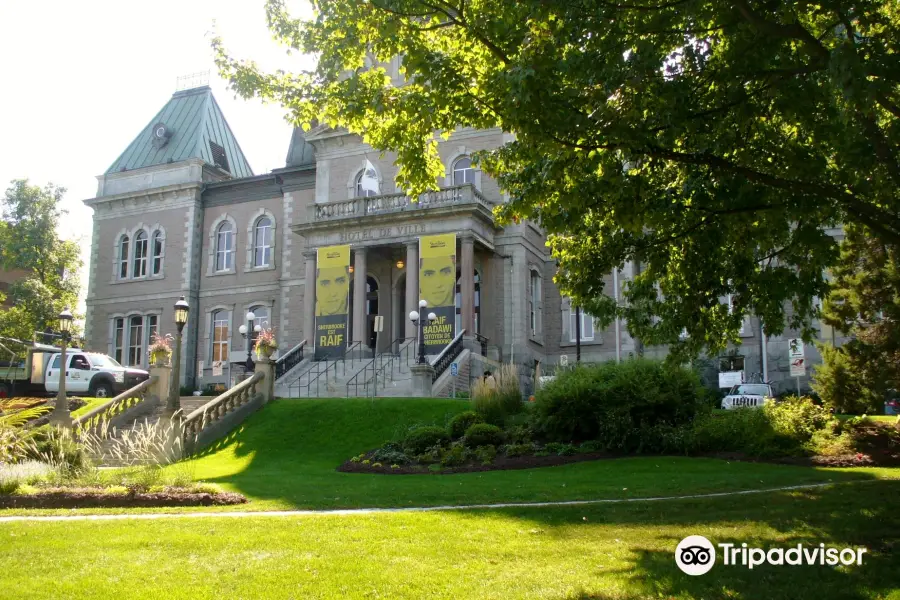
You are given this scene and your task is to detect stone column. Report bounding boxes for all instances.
[410,363,435,397]
[255,358,275,404]
[352,247,367,347]
[460,235,475,336]
[149,364,171,410]
[303,250,316,346]
[405,241,418,340]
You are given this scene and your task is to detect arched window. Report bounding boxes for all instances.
[455,270,481,334]
[118,235,129,279]
[151,230,164,275]
[530,269,542,337]
[452,156,475,186]
[127,315,144,366]
[132,231,148,278]
[215,221,234,272]
[249,306,270,348]
[212,310,230,362]
[356,168,378,197]
[253,217,273,267]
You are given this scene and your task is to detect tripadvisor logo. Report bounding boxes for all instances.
[675,536,867,576]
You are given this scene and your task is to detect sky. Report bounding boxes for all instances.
[0,0,315,313]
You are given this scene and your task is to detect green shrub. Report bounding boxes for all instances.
[370,447,411,465]
[471,387,506,426]
[464,423,504,448]
[475,444,497,465]
[471,363,523,425]
[448,411,484,440]
[403,426,450,455]
[439,442,472,467]
[505,424,533,444]
[813,344,882,414]
[544,442,577,456]
[27,427,88,471]
[531,359,706,450]
[503,443,534,457]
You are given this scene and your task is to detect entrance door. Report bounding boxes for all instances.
[367,315,377,351]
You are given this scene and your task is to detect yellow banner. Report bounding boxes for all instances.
[419,234,456,353]
[315,245,350,359]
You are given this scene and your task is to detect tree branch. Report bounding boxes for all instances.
[732,1,830,65]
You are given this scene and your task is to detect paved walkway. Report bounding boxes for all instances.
[0,482,835,523]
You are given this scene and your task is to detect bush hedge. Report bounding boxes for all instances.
[463,423,505,448]
[402,426,450,455]
[531,359,706,451]
[448,411,484,440]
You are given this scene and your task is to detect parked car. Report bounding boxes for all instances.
[721,383,774,410]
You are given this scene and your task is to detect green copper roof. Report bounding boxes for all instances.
[105,86,253,178]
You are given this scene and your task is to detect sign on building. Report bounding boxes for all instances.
[788,338,805,359]
[315,244,351,359]
[419,233,456,354]
[718,371,743,388]
[790,357,807,377]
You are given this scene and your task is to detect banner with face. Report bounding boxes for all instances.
[419,234,457,355]
[315,245,350,359]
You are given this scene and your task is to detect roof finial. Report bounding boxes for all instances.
[175,71,210,92]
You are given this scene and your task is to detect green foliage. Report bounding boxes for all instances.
[27,427,88,471]
[531,360,706,449]
[463,423,504,449]
[474,445,497,465]
[544,442,577,456]
[0,423,34,463]
[0,179,83,342]
[213,1,900,361]
[0,405,51,427]
[471,364,523,425]
[369,447,411,465]
[402,426,450,456]
[503,443,534,458]
[471,390,506,427]
[815,224,900,413]
[447,410,484,440]
[439,442,472,467]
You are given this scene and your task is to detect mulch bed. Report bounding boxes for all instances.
[0,488,247,509]
[338,451,615,475]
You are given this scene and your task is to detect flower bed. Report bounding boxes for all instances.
[338,449,612,475]
[0,487,247,509]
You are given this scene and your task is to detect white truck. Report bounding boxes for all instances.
[0,338,149,399]
[721,383,775,410]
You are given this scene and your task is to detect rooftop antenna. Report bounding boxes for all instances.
[175,70,210,92]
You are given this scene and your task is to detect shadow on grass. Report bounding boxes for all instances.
[186,398,886,512]
[486,481,900,600]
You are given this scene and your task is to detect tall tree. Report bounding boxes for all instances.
[813,225,899,412]
[214,0,899,359]
[0,180,82,343]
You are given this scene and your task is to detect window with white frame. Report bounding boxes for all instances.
[723,294,746,334]
[569,305,595,342]
[127,316,144,366]
[118,235,129,279]
[212,310,230,362]
[249,306,270,348]
[253,217,273,267]
[355,169,378,197]
[113,318,125,363]
[133,230,148,278]
[452,156,475,185]
[151,230,164,275]
[215,222,235,272]
[146,314,158,347]
[529,269,542,337]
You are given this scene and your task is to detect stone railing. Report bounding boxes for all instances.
[309,184,494,223]
[73,377,157,437]
[182,371,264,448]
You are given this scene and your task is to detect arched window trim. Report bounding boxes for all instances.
[207,214,237,276]
[346,159,384,199]
[132,229,149,279]
[108,310,162,368]
[529,266,543,340]
[115,232,130,280]
[444,147,482,191]
[244,209,277,271]
[242,301,274,351]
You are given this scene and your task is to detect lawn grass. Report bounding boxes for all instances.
[160,398,891,512]
[1,480,898,599]
[70,397,108,419]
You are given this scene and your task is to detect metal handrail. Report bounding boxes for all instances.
[340,341,362,377]
[367,355,394,397]
[275,340,306,380]
[346,358,375,398]
[473,333,489,356]
[295,360,333,398]
[431,330,466,382]
[388,337,416,374]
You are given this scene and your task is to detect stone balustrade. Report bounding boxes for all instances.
[73,377,158,437]
[309,184,494,223]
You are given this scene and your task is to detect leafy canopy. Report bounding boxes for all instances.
[0,180,82,343]
[213,0,900,359]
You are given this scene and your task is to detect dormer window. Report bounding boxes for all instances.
[210,141,230,173]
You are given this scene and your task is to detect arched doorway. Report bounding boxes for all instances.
[455,270,480,335]
[349,276,379,351]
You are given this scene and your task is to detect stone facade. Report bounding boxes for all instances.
[83,86,850,395]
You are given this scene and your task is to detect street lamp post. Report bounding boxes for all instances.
[49,308,74,427]
[238,311,261,373]
[409,299,437,365]
[166,296,189,416]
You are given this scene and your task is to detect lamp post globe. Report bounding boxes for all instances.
[49,308,74,427]
[167,296,189,416]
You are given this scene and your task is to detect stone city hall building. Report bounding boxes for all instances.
[83,84,845,396]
